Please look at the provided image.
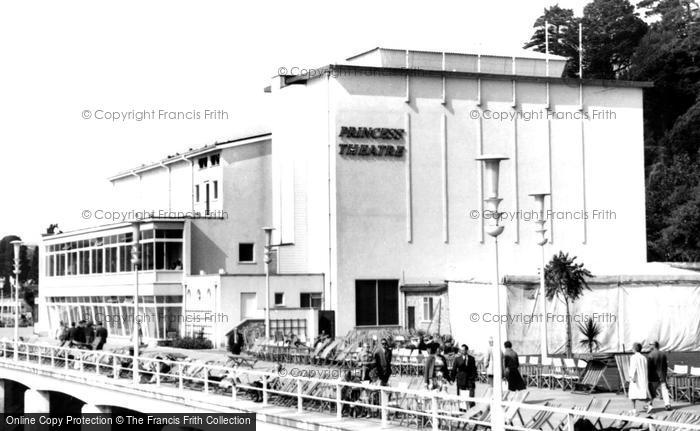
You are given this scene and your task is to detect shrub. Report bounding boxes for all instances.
[171,329,213,350]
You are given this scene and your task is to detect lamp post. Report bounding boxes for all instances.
[130,223,141,383]
[476,155,508,431]
[529,192,550,358]
[11,240,22,359]
[262,227,274,339]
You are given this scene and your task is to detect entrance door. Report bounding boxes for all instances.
[241,293,258,320]
[407,306,415,330]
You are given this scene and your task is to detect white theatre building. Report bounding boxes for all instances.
[39,46,700,353]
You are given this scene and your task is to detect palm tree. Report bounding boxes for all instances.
[545,252,594,357]
[578,319,601,353]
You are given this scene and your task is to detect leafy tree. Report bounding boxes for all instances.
[578,319,602,353]
[545,252,593,357]
[0,236,21,280]
[2,277,11,298]
[581,0,648,79]
[523,5,582,77]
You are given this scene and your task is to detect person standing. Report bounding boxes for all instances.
[646,341,671,412]
[483,336,494,385]
[85,322,95,346]
[451,344,478,405]
[94,321,108,350]
[628,342,650,414]
[67,322,78,347]
[503,341,526,391]
[374,338,392,386]
[424,344,448,390]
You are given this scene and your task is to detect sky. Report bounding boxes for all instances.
[0,0,589,244]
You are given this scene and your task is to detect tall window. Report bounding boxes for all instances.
[213,180,218,199]
[355,280,398,326]
[423,297,434,321]
[195,185,200,202]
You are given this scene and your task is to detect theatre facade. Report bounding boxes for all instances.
[40,47,689,351]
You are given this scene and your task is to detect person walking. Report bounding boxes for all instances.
[374,338,392,386]
[451,344,478,405]
[94,321,108,350]
[503,341,526,391]
[424,344,449,391]
[646,341,671,412]
[628,342,650,414]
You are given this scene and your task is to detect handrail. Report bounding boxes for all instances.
[1,340,699,431]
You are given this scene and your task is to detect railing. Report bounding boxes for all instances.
[1,341,699,431]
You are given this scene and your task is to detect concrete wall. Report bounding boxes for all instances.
[326,72,646,335]
[188,140,271,275]
[184,273,324,346]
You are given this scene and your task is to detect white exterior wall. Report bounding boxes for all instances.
[272,69,647,336]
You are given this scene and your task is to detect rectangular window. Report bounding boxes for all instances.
[238,243,254,263]
[195,185,200,202]
[67,252,77,275]
[119,245,131,272]
[213,180,218,199]
[355,280,399,326]
[155,242,165,270]
[46,255,55,277]
[91,249,103,274]
[197,157,207,169]
[423,297,434,321]
[210,154,220,166]
[141,242,154,270]
[105,247,118,273]
[78,250,89,275]
[300,292,322,309]
[274,293,284,306]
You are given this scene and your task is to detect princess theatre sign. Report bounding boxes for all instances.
[338,126,405,158]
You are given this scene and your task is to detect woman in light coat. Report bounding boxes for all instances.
[628,343,650,413]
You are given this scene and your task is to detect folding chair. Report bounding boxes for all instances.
[563,358,581,390]
[670,364,691,402]
[540,357,554,389]
[690,366,700,403]
[524,356,540,387]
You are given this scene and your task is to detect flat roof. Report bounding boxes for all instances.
[283,64,654,89]
[108,132,271,182]
[346,46,569,62]
[41,218,186,241]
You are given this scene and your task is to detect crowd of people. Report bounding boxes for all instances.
[55,320,108,350]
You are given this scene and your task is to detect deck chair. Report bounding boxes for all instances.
[572,360,612,394]
[503,390,529,426]
[453,387,493,431]
[523,401,560,430]
[563,358,582,390]
[614,354,631,395]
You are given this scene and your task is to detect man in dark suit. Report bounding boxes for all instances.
[646,341,671,412]
[503,341,526,391]
[451,344,478,404]
[374,338,392,386]
[94,321,108,350]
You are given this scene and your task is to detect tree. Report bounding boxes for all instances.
[578,319,602,353]
[523,5,582,77]
[0,236,21,280]
[545,252,594,357]
[2,277,11,298]
[581,0,648,79]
